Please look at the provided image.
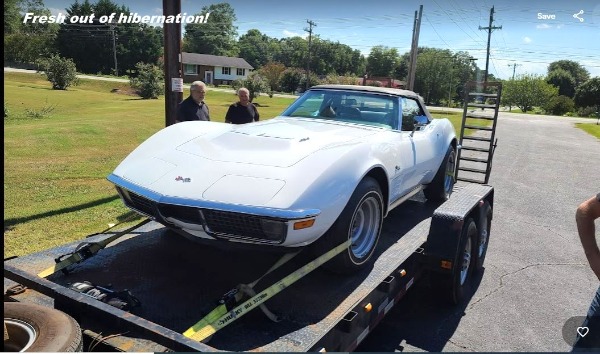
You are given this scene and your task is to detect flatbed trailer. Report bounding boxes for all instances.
[4,182,494,352]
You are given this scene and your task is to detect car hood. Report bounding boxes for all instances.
[175,117,379,167]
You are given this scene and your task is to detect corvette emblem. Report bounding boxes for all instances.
[175,176,191,183]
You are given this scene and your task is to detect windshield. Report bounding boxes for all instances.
[281,89,400,130]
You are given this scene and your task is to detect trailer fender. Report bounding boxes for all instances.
[4,302,83,352]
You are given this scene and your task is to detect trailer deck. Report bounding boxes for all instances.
[4,183,491,352]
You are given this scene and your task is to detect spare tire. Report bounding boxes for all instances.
[4,302,82,352]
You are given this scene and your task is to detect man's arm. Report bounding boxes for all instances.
[576,194,600,281]
[224,105,233,123]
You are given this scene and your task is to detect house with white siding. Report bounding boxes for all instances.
[181,52,254,85]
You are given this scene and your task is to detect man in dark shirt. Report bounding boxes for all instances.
[176,81,210,123]
[225,87,259,124]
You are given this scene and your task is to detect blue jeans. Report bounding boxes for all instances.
[573,285,600,350]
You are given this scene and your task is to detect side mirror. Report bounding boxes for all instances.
[414,115,428,126]
[410,115,428,137]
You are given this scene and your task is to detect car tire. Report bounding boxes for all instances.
[317,176,384,274]
[424,145,456,202]
[4,302,83,352]
[473,201,492,273]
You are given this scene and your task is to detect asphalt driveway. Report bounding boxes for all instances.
[358,112,600,351]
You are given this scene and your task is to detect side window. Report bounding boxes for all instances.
[401,97,425,131]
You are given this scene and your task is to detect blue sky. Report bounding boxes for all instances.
[42,0,600,79]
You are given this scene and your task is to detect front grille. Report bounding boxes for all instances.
[202,210,266,239]
[123,190,157,217]
[158,204,202,224]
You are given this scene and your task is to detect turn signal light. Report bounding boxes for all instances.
[441,260,452,269]
[294,219,315,230]
[364,303,373,312]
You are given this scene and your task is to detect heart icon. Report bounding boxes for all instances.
[577,326,589,337]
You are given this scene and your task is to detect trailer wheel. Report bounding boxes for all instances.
[319,177,383,273]
[432,218,478,305]
[450,218,478,304]
[424,145,456,202]
[4,302,82,352]
[474,201,492,273]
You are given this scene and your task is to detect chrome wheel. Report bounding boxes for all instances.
[460,236,472,285]
[350,195,382,260]
[478,228,488,257]
[4,318,37,352]
[444,149,456,196]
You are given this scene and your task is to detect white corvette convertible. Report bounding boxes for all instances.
[108,85,457,272]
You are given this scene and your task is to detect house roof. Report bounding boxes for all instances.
[182,52,254,69]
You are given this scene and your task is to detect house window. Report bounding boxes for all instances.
[236,68,246,76]
[183,64,197,75]
[222,67,231,75]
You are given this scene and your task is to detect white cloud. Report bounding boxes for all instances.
[49,7,66,17]
[536,23,552,29]
[154,8,163,15]
[283,30,307,39]
[522,36,533,44]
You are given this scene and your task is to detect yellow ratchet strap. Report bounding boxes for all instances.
[183,239,351,343]
[38,218,151,278]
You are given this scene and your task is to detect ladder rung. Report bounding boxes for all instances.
[466,113,496,120]
[467,103,497,109]
[457,177,486,184]
[458,167,488,174]
[468,92,498,97]
[459,156,489,163]
[463,136,492,142]
[461,146,490,152]
[464,125,493,131]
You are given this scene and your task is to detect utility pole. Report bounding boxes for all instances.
[508,63,521,80]
[109,24,118,76]
[407,5,423,91]
[163,0,183,127]
[304,19,316,91]
[479,6,502,83]
[507,63,521,111]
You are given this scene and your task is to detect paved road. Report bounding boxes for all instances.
[358,112,600,351]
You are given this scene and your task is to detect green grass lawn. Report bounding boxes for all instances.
[3,72,483,257]
[575,122,600,139]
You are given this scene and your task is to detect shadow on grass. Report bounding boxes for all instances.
[4,195,121,230]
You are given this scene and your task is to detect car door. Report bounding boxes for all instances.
[399,97,437,187]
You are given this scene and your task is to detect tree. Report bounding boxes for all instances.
[130,62,163,99]
[546,68,576,97]
[501,74,558,113]
[366,46,399,77]
[183,3,238,56]
[412,48,453,104]
[574,77,600,111]
[258,62,286,97]
[37,54,79,90]
[238,29,279,69]
[4,0,59,65]
[57,0,161,75]
[279,67,304,93]
[547,60,590,87]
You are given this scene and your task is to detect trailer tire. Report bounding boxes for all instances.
[424,145,456,202]
[474,201,492,273]
[4,302,83,352]
[319,177,384,274]
[432,218,478,305]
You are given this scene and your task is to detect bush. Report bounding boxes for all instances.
[279,68,304,93]
[322,73,360,85]
[298,72,322,92]
[544,95,575,116]
[129,62,164,99]
[577,106,599,118]
[25,104,56,119]
[231,72,269,102]
[36,54,78,90]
